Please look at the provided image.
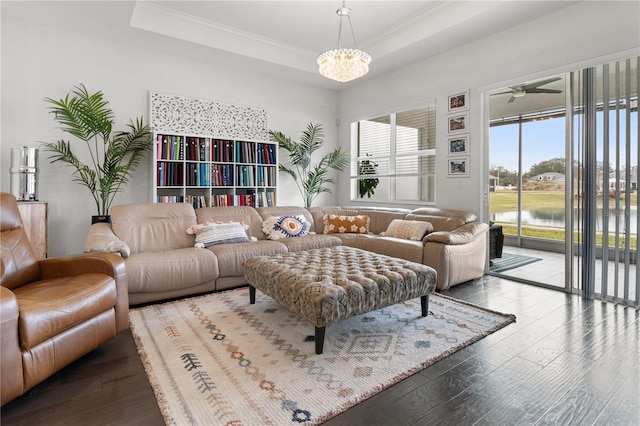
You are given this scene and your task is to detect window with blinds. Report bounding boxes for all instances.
[351,104,436,203]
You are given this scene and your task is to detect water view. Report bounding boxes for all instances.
[492,206,638,234]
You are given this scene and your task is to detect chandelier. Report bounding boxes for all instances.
[317,1,371,83]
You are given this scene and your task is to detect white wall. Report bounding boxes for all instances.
[336,1,640,220]
[1,15,338,256]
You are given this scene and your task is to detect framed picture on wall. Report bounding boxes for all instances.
[448,114,468,134]
[448,156,469,177]
[447,135,469,155]
[448,91,469,112]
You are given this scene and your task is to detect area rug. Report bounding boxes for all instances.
[129,287,516,425]
[490,252,542,273]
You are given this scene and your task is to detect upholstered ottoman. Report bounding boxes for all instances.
[243,246,437,354]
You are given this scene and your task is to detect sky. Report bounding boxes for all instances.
[490,111,638,174]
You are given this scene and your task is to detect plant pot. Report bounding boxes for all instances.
[91,215,111,225]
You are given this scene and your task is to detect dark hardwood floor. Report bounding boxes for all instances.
[2,276,639,425]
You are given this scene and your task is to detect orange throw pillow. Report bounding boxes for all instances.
[323,214,370,234]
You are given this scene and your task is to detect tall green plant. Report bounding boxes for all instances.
[269,122,348,208]
[42,84,153,216]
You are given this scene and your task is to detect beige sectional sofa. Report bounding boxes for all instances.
[84,203,488,305]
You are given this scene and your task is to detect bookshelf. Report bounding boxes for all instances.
[154,134,276,207]
[149,92,276,208]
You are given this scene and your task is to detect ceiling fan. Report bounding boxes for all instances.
[492,77,563,103]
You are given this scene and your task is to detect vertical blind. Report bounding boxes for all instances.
[572,57,639,307]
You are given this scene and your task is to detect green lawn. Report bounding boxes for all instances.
[490,189,638,214]
[490,190,637,249]
[490,190,564,213]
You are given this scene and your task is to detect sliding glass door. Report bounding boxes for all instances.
[488,75,568,289]
[488,57,639,307]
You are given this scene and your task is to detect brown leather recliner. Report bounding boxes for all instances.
[0,193,129,406]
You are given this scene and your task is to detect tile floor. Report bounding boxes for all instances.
[494,245,638,304]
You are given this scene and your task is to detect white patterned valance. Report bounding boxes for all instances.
[149,92,268,140]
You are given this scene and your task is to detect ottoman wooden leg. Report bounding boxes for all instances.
[421,295,429,317]
[249,285,256,304]
[315,326,326,354]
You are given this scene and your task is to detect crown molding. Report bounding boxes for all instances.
[363,1,503,58]
[130,1,317,73]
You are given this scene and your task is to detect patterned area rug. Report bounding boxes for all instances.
[490,252,542,273]
[130,287,515,425]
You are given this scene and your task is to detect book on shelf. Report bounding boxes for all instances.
[257,143,275,165]
[157,195,184,203]
[211,194,234,207]
[257,165,275,186]
[186,195,207,208]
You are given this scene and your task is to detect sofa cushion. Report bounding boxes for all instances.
[323,214,370,234]
[262,215,311,240]
[124,248,219,294]
[273,234,342,252]
[406,207,477,232]
[338,234,425,264]
[111,203,197,253]
[381,219,433,241]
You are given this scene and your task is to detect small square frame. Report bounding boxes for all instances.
[447,134,469,155]
[448,114,468,134]
[448,91,469,112]
[448,156,469,177]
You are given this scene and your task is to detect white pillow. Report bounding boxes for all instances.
[262,215,310,240]
[381,219,433,241]
[192,222,250,248]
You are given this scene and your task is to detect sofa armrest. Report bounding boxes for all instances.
[84,223,130,258]
[1,286,24,405]
[38,253,129,333]
[423,222,489,245]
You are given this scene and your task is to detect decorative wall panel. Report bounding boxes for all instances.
[149,92,268,140]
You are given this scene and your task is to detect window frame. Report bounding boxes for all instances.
[349,103,437,205]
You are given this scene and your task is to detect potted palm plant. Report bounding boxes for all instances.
[269,122,348,208]
[42,84,153,223]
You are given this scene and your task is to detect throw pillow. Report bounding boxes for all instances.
[262,215,311,240]
[186,222,250,248]
[381,219,433,241]
[323,214,370,234]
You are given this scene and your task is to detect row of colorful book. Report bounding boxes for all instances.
[186,195,208,208]
[211,164,234,186]
[156,135,184,161]
[212,139,235,162]
[156,195,185,203]
[157,162,184,186]
[185,137,209,162]
[236,165,256,186]
[236,141,257,163]
[156,192,275,207]
[210,194,255,207]
[157,135,276,165]
[185,163,211,187]
[256,165,276,186]
[256,143,276,165]
[255,191,275,207]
